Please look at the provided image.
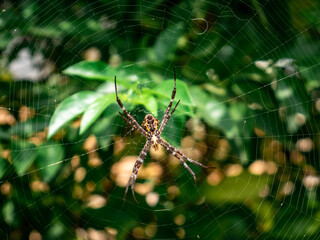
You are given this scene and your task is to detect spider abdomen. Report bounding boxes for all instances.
[151,134,159,150]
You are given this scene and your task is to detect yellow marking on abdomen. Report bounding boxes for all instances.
[151,135,158,150]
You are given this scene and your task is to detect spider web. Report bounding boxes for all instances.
[1,0,320,239]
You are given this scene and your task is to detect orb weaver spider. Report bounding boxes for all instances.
[115,68,210,202]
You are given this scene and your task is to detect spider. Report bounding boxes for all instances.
[115,68,210,202]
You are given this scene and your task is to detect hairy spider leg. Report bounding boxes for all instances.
[124,141,151,202]
[160,139,196,182]
[158,100,180,134]
[115,76,147,136]
[159,138,211,168]
[118,112,147,137]
[158,138,211,182]
[158,68,177,133]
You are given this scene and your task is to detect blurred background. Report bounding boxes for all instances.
[1,0,320,239]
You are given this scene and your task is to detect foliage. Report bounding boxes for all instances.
[0,0,320,239]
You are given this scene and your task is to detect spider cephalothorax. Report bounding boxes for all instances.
[142,114,159,133]
[115,68,210,202]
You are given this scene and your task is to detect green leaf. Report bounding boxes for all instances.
[63,61,150,84]
[11,141,37,176]
[153,22,184,62]
[228,103,254,164]
[273,61,310,133]
[80,94,115,134]
[92,112,119,151]
[132,93,158,116]
[63,61,115,81]
[191,86,253,163]
[36,143,65,182]
[190,86,230,132]
[47,91,100,139]
[152,79,194,106]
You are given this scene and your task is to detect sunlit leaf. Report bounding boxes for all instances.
[190,86,230,132]
[92,110,119,151]
[47,91,100,139]
[152,79,194,106]
[80,94,115,134]
[132,93,158,117]
[63,61,115,81]
[63,61,150,85]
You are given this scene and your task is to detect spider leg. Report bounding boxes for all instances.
[115,76,147,136]
[158,68,177,133]
[179,156,197,182]
[159,138,210,168]
[158,138,212,182]
[124,141,151,202]
[118,112,147,137]
[159,100,180,134]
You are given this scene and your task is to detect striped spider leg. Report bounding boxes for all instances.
[115,76,148,137]
[115,69,210,202]
[123,141,152,203]
[157,138,210,182]
[158,67,180,134]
